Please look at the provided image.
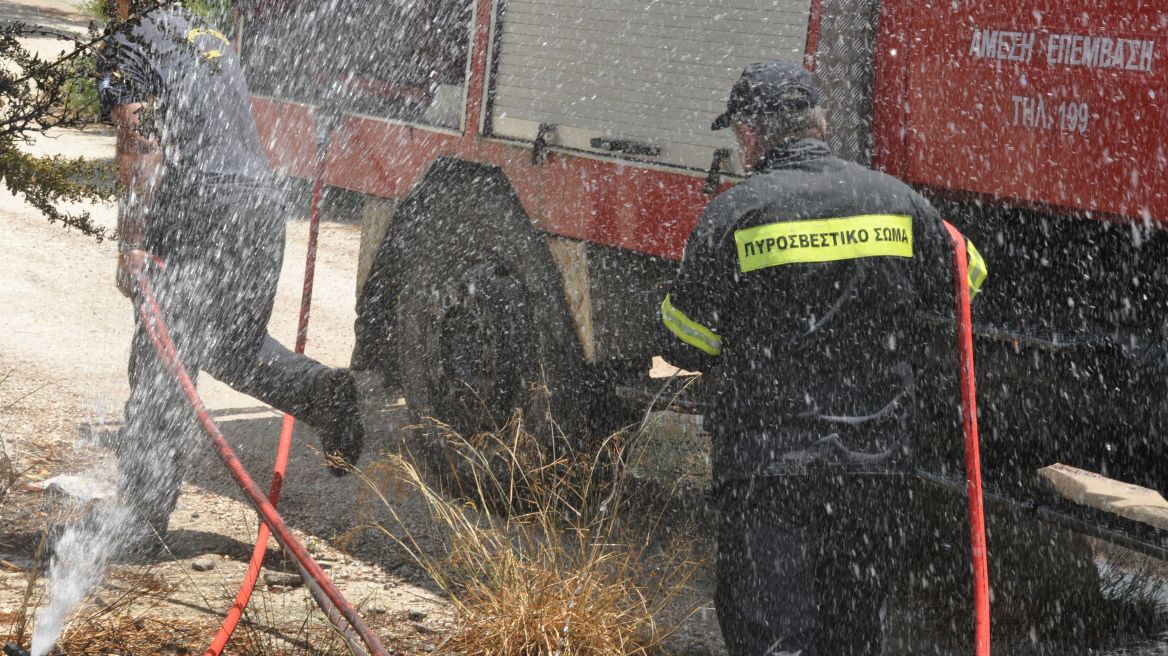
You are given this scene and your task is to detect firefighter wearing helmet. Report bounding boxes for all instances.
[660,60,987,656]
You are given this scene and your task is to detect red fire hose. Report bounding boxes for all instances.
[203,119,333,656]
[135,273,389,656]
[943,221,991,656]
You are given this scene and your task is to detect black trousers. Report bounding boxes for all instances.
[715,474,907,656]
[117,195,330,533]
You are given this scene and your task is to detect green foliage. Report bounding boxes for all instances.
[71,0,114,21]
[74,0,235,28]
[64,72,101,118]
[185,0,235,34]
[0,147,114,235]
[0,23,103,142]
[0,22,115,238]
[92,0,236,33]
[1,0,243,239]
[60,36,102,120]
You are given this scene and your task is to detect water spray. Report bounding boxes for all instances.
[203,105,339,656]
[132,273,388,656]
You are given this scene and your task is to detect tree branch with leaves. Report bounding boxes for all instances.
[0,20,118,238]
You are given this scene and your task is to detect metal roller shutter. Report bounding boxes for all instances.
[488,0,813,172]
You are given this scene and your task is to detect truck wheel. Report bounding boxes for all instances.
[388,160,592,490]
[398,260,535,439]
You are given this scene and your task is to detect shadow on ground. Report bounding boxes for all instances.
[179,385,418,575]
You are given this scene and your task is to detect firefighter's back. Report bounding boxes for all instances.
[700,138,955,479]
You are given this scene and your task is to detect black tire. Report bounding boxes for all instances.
[389,160,592,487]
[398,260,538,437]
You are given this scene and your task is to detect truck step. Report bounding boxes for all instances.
[918,466,1168,562]
[1038,463,1168,532]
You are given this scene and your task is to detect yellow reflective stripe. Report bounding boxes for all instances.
[661,294,722,356]
[186,27,230,60]
[966,238,987,299]
[734,214,913,272]
[186,27,229,46]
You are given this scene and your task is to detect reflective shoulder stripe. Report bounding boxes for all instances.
[186,27,230,60]
[661,294,722,356]
[734,214,913,273]
[186,27,230,46]
[966,238,988,299]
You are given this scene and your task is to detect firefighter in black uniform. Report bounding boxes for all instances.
[660,60,986,656]
[91,3,363,556]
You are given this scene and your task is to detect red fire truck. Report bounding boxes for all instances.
[237,0,1168,552]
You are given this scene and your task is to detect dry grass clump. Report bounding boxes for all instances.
[50,616,213,655]
[2,560,353,656]
[2,563,213,656]
[0,532,352,656]
[0,437,17,501]
[355,413,700,656]
[3,591,348,656]
[231,606,353,656]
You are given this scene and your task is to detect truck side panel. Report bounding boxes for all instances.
[871,0,912,179]
[247,0,837,261]
[489,0,812,173]
[903,1,1168,224]
[253,96,715,260]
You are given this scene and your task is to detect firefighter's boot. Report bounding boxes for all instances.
[312,368,364,476]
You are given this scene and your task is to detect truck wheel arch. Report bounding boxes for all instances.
[353,157,594,439]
